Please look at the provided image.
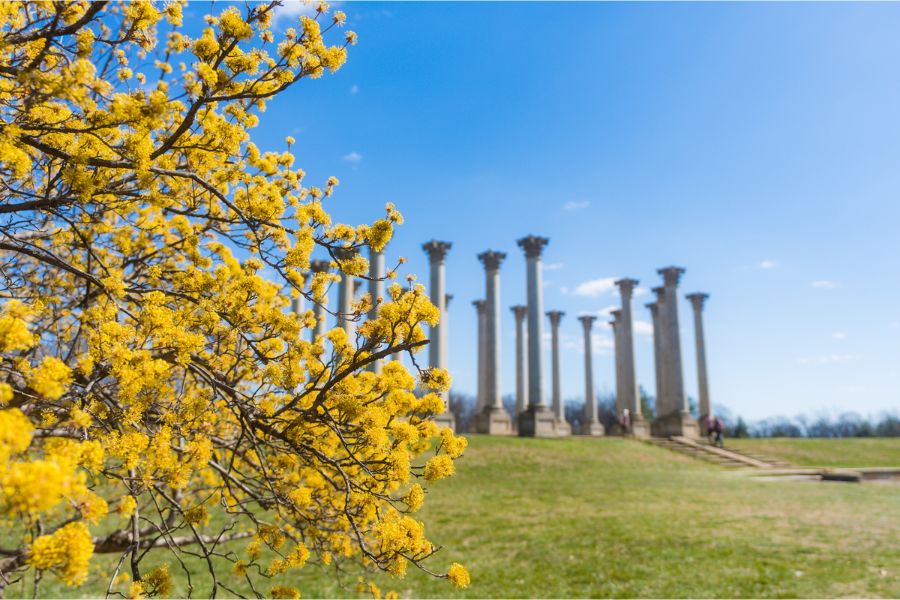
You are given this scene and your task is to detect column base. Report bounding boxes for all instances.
[433,412,456,433]
[580,420,605,436]
[629,418,651,439]
[475,406,514,435]
[652,411,700,439]
[518,405,561,438]
[555,417,572,436]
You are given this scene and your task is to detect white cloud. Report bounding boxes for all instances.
[798,354,858,365]
[273,1,319,23]
[563,200,590,211]
[831,331,847,340]
[812,280,839,289]
[594,305,618,318]
[633,320,654,335]
[634,287,649,297]
[350,84,359,95]
[573,277,617,297]
[544,263,563,271]
[342,151,363,163]
[758,259,777,270]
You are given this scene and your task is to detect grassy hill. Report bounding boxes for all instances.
[22,436,900,599]
[727,437,900,468]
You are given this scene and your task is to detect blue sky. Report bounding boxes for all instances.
[247,1,900,420]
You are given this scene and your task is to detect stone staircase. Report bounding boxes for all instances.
[647,436,792,469]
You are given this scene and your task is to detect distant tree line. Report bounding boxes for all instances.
[449,389,900,438]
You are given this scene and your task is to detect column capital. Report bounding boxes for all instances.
[615,278,640,297]
[546,310,565,326]
[578,314,596,329]
[610,309,622,321]
[472,299,485,313]
[652,285,666,301]
[517,235,549,259]
[477,250,506,271]
[657,266,686,286]
[310,259,331,273]
[686,292,709,310]
[645,301,659,315]
[422,240,452,263]
[445,293,453,308]
[511,305,528,321]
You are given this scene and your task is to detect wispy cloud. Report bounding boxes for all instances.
[758,259,777,270]
[273,0,320,24]
[595,305,618,319]
[831,331,847,340]
[573,277,617,297]
[812,280,839,289]
[798,354,858,365]
[350,84,359,95]
[342,151,363,164]
[544,263,563,271]
[563,200,590,211]
[633,320,654,335]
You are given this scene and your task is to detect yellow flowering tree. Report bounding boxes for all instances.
[0,1,468,597]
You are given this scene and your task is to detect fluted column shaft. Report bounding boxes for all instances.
[335,249,357,337]
[658,267,688,414]
[652,287,670,414]
[687,293,711,418]
[518,236,549,408]
[478,251,506,409]
[646,302,662,414]
[579,316,599,425]
[423,241,452,401]
[547,311,565,422]
[473,300,487,411]
[615,278,642,417]
[610,310,625,416]
[443,294,453,382]
[511,306,528,416]
[310,260,330,340]
[367,248,385,373]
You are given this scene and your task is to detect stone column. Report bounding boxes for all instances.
[335,249,357,337]
[367,247,386,374]
[475,251,513,435]
[310,260,330,340]
[422,241,451,377]
[516,235,558,437]
[546,311,570,435]
[510,305,528,420]
[472,299,487,415]
[610,310,625,420]
[686,293,712,430]
[578,315,604,436]
[651,267,698,439]
[646,301,663,420]
[422,241,455,429]
[615,278,649,437]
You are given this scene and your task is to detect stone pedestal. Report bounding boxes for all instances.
[651,410,699,439]
[476,406,514,435]
[518,405,561,438]
[629,418,651,439]
[581,420,606,436]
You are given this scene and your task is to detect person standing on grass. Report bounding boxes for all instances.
[620,408,631,434]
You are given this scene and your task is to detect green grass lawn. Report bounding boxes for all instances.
[727,437,900,468]
[19,436,900,599]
